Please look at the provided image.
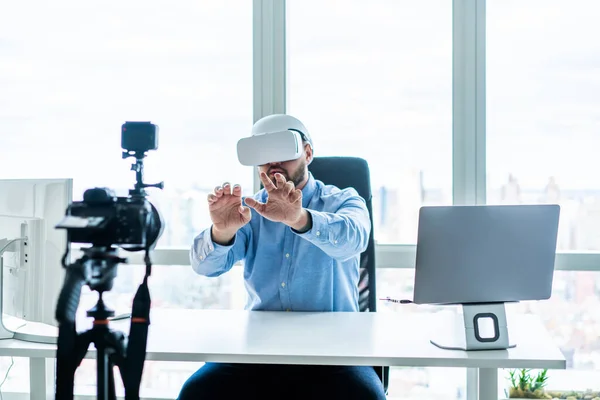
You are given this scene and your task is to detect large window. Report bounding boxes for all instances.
[0,0,253,248]
[286,0,453,245]
[486,0,600,251]
[487,0,600,395]
[0,0,252,395]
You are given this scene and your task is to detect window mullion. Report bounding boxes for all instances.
[252,0,286,192]
[452,0,486,207]
[453,1,487,400]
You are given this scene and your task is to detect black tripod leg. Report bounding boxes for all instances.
[96,326,124,400]
[55,327,93,400]
[55,264,87,400]
[97,341,110,400]
[108,359,117,400]
[55,323,77,400]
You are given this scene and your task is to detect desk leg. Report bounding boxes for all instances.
[30,358,54,400]
[467,368,478,400]
[478,368,498,400]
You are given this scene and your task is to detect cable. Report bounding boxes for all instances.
[0,315,25,400]
[0,241,28,399]
[0,321,25,399]
[379,297,414,304]
[0,357,14,400]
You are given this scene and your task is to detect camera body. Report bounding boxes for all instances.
[56,121,164,252]
[59,188,162,251]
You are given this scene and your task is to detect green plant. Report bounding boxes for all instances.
[531,369,548,392]
[506,369,551,399]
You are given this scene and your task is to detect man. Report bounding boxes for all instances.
[178,114,386,400]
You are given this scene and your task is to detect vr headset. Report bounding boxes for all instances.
[237,129,309,166]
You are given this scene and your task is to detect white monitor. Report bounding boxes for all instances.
[0,178,73,344]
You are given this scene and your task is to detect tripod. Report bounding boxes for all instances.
[55,246,151,400]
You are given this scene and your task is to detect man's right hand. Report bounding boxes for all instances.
[208,182,251,245]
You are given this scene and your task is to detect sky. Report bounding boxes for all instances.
[0,0,599,196]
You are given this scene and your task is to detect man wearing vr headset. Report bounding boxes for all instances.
[179,114,386,400]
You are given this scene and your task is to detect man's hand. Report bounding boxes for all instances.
[208,182,251,244]
[244,172,308,230]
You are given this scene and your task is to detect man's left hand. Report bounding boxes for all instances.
[244,172,308,230]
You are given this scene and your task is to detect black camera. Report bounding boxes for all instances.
[56,121,164,253]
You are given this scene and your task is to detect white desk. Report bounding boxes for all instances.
[0,309,565,400]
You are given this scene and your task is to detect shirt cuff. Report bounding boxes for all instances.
[193,227,235,262]
[292,209,336,245]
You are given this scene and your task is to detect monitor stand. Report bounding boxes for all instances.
[0,315,58,344]
[430,303,516,351]
[12,321,57,344]
[0,315,13,340]
[0,247,58,344]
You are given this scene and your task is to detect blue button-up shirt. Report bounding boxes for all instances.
[190,172,371,312]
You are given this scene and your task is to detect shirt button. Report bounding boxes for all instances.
[208,245,213,251]
[334,240,338,244]
[285,253,290,258]
[281,282,286,288]
[199,255,204,261]
[316,231,321,236]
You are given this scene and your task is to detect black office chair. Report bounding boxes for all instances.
[308,156,390,394]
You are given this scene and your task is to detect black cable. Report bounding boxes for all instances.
[0,322,27,399]
[0,357,15,400]
[379,297,413,304]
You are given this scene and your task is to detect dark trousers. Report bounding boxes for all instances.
[177,362,387,400]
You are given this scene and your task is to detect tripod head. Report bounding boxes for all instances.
[77,246,126,321]
[78,247,123,292]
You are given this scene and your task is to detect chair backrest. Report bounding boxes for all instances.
[308,156,377,312]
[309,156,388,392]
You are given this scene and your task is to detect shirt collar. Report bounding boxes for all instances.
[301,172,317,208]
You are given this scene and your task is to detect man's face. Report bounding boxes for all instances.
[258,143,312,188]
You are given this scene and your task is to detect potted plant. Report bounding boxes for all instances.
[504,368,551,399]
[504,369,600,399]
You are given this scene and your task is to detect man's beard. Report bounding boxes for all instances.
[268,159,306,187]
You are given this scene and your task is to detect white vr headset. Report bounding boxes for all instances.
[237,129,308,166]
